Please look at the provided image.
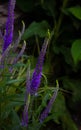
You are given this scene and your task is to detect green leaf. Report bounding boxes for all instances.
[53,45,73,66]
[13,63,26,67]
[51,92,66,124]
[68,6,81,20]
[11,110,20,125]
[41,93,50,107]
[7,78,24,84]
[71,39,81,64]
[1,101,23,119]
[63,77,81,103]
[22,21,50,40]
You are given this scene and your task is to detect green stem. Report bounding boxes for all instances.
[50,0,69,42]
[35,36,40,55]
[55,0,68,39]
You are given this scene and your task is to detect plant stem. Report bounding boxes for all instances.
[50,0,69,42]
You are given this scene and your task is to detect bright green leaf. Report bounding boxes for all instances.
[68,6,81,20]
[71,39,81,64]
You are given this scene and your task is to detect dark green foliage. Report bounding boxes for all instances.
[16,0,38,12]
[22,21,50,39]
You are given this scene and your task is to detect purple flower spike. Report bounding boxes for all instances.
[3,0,16,52]
[21,105,28,127]
[39,85,59,123]
[30,38,49,95]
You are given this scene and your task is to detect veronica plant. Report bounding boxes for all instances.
[0,0,58,129]
[0,0,26,71]
[21,38,49,127]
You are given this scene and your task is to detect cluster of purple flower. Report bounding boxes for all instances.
[0,0,59,127]
[21,38,49,127]
[0,0,25,70]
